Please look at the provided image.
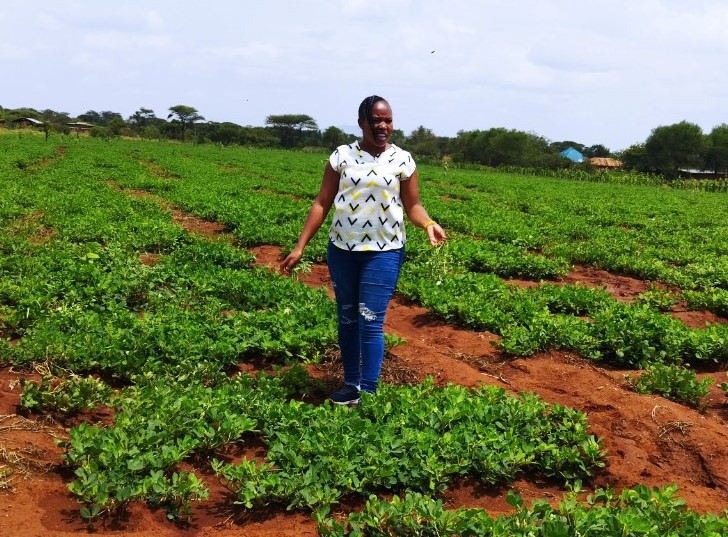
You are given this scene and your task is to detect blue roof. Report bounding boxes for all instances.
[560,147,584,162]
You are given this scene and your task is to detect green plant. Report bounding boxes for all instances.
[214,379,605,511]
[316,485,728,536]
[20,373,113,413]
[7,135,728,530]
[384,332,407,351]
[58,370,303,519]
[422,240,455,285]
[625,363,712,409]
[635,285,680,311]
[0,466,14,491]
[290,258,313,280]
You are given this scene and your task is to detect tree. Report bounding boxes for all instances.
[583,144,611,158]
[106,116,127,136]
[128,108,158,133]
[265,114,319,148]
[39,109,70,126]
[448,129,489,164]
[76,110,123,127]
[6,107,41,120]
[238,126,280,147]
[645,121,705,178]
[142,125,161,140]
[705,124,728,175]
[389,129,405,147]
[167,105,205,141]
[209,122,243,146]
[77,110,103,125]
[488,130,531,166]
[618,143,649,172]
[550,140,586,154]
[406,126,440,158]
[36,109,71,136]
[321,126,350,150]
[100,111,123,125]
[447,128,556,167]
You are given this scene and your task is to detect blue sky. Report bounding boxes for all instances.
[2,0,727,151]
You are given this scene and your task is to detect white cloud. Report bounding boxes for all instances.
[82,31,172,52]
[3,0,728,150]
[58,5,166,33]
[0,42,29,61]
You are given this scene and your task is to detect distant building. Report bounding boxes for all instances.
[678,168,728,179]
[560,147,585,163]
[11,117,44,129]
[588,157,622,168]
[67,121,95,133]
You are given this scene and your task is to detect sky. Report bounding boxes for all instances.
[2,0,727,151]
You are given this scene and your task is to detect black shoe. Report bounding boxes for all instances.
[329,385,360,405]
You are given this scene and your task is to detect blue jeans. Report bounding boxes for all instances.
[327,241,405,394]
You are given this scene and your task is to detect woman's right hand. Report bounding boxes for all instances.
[279,247,303,274]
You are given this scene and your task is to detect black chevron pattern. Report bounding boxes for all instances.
[328,141,415,252]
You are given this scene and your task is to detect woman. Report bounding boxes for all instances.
[280,95,446,404]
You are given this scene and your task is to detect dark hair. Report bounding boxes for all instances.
[358,95,387,124]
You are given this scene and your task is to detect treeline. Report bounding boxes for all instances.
[620,121,728,178]
[0,104,608,167]
[2,104,727,178]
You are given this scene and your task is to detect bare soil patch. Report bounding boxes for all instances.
[7,211,55,245]
[560,266,655,301]
[506,265,727,328]
[138,160,180,180]
[251,245,728,516]
[23,145,66,171]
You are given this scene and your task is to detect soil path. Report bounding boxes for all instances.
[2,202,728,536]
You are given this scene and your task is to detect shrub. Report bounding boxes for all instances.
[626,363,712,410]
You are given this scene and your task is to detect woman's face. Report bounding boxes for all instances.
[359,100,393,153]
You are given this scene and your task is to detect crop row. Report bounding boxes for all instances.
[48,368,603,519]
[3,136,728,372]
[316,486,728,536]
[400,258,728,367]
[73,138,728,367]
[2,134,728,530]
[1,134,606,523]
[0,137,337,382]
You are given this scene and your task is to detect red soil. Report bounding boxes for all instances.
[2,210,728,536]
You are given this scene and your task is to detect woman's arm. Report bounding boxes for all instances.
[400,170,446,246]
[280,162,340,273]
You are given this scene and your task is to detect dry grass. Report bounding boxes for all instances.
[0,464,14,491]
[0,413,58,435]
[0,414,63,485]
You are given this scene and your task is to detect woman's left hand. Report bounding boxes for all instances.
[426,223,446,246]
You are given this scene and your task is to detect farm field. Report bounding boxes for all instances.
[1,133,728,536]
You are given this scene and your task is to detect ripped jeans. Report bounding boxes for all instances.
[327,241,405,394]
